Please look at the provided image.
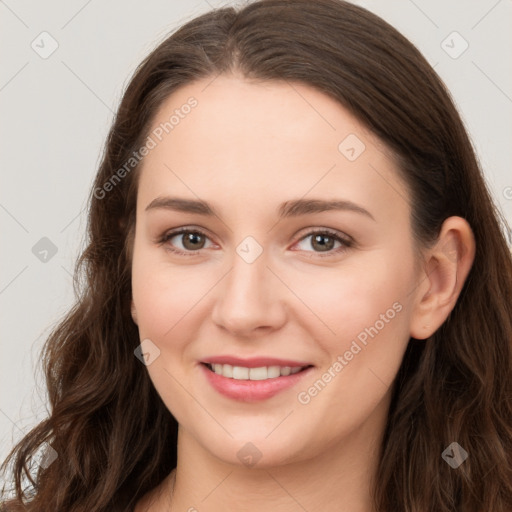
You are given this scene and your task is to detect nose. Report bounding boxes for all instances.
[210,247,287,338]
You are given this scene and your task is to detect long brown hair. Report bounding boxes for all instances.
[2,1,512,510]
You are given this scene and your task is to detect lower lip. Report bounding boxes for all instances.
[200,364,313,402]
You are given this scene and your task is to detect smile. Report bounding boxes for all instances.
[205,363,307,380]
[200,358,314,402]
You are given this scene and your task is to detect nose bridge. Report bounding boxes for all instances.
[228,252,266,301]
[211,238,286,335]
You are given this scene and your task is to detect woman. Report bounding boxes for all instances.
[2,0,511,510]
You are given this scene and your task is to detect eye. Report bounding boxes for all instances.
[292,228,352,257]
[158,227,352,258]
[159,227,214,256]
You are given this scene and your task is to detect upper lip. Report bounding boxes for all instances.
[201,356,313,368]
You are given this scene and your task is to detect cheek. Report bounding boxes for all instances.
[284,251,410,342]
[290,253,412,404]
[131,253,210,424]
[291,254,413,421]
[131,251,208,340]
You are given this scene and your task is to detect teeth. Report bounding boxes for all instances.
[267,366,281,378]
[208,363,306,380]
[223,364,233,378]
[249,367,267,380]
[232,366,249,379]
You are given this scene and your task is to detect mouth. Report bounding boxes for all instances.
[199,358,314,402]
[202,362,312,380]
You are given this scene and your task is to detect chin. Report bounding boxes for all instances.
[200,429,313,469]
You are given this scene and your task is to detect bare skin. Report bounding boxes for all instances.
[131,74,475,511]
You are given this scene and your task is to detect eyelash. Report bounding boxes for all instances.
[158,226,353,259]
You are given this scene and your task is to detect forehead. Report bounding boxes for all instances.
[137,74,411,223]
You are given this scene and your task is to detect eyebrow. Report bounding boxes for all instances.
[145,196,375,221]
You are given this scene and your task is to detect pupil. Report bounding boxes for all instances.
[313,234,334,252]
[183,232,204,250]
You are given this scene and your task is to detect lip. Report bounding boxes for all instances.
[199,360,314,402]
[202,355,311,368]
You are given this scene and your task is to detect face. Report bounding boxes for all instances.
[130,74,421,468]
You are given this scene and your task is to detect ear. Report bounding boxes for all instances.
[131,299,138,325]
[409,216,475,340]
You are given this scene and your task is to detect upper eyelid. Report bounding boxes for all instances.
[161,226,216,244]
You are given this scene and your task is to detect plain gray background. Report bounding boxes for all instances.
[1,0,511,468]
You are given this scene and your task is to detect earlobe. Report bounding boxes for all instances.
[131,300,138,325]
[409,216,475,340]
